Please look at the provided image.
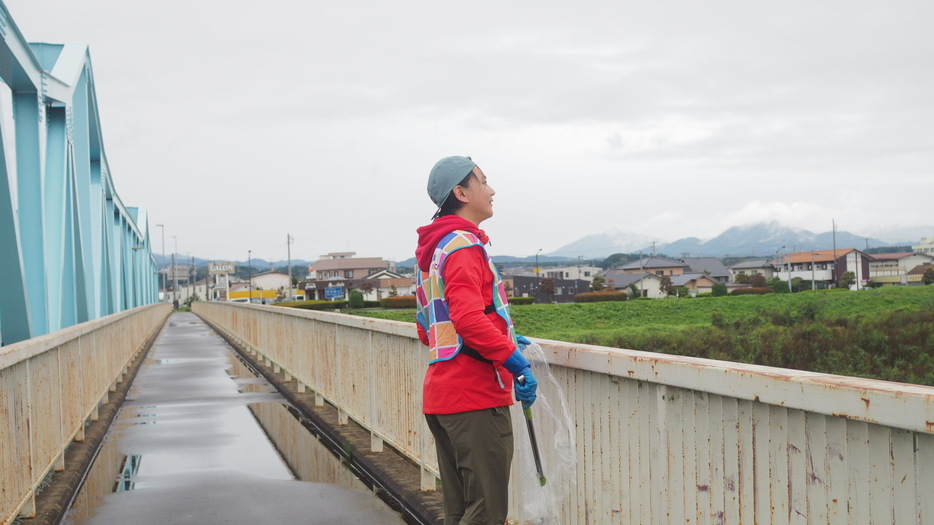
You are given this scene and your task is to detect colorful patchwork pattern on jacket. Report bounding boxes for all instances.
[416,230,516,364]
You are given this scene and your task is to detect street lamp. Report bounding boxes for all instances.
[172,236,178,305]
[156,224,165,301]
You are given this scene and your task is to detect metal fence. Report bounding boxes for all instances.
[193,302,934,524]
[0,303,170,525]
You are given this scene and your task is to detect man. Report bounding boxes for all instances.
[415,155,537,524]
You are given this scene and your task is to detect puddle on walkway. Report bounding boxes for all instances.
[64,312,404,525]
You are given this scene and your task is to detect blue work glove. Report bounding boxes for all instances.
[514,369,538,409]
[503,348,537,408]
[516,335,532,352]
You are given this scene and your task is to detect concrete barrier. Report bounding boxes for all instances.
[0,303,170,525]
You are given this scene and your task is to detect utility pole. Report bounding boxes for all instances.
[832,219,838,288]
[248,250,253,300]
[172,236,178,306]
[287,234,293,299]
[156,224,165,301]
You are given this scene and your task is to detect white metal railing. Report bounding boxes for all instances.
[0,303,170,525]
[193,302,934,524]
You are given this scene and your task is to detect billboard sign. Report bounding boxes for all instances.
[209,262,235,274]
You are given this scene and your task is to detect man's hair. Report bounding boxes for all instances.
[435,172,474,218]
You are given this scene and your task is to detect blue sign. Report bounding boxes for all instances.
[325,287,344,299]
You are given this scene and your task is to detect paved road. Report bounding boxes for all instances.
[64,312,404,525]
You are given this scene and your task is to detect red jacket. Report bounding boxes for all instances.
[416,216,516,414]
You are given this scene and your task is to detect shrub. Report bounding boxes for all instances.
[573,291,628,303]
[286,300,347,311]
[509,296,535,305]
[730,287,775,296]
[349,290,364,308]
[381,296,417,309]
[711,282,728,297]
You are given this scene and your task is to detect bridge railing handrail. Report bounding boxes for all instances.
[193,302,934,524]
[0,303,171,525]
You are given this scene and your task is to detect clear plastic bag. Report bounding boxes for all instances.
[509,341,577,524]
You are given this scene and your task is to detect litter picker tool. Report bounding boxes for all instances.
[518,375,547,486]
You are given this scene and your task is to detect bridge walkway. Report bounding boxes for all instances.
[62,312,405,525]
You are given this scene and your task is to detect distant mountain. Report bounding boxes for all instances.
[548,221,924,260]
[549,229,657,258]
[657,222,887,258]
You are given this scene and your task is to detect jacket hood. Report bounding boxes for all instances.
[415,215,489,272]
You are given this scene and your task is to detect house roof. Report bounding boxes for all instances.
[729,259,771,270]
[670,273,717,286]
[619,256,687,270]
[366,269,404,279]
[681,257,730,278]
[907,264,934,276]
[604,272,662,288]
[870,252,930,261]
[769,248,867,265]
[314,257,386,271]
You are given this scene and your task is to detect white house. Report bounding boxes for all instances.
[869,252,934,286]
[541,265,602,282]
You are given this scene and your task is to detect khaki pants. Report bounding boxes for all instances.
[425,407,514,525]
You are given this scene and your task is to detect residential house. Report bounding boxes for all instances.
[670,273,719,296]
[728,259,776,283]
[508,276,589,303]
[304,269,414,301]
[313,252,391,280]
[769,248,873,290]
[907,264,934,285]
[869,252,934,286]
[618,256,688,277]
[541,265,602,282]
[912,237,934,257]
[681,257,731,283]
[600,269,665,298]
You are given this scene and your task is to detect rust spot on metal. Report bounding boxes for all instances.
[753,395,760,403]
[809,472,823,485]
[788,443,801,454]
[697,484,710,492]
[725,476,736,492]
[861,397,870,408]
[926,421,934,433]
[627,370,635,377]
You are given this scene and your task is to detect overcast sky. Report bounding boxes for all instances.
[7,1,933,262]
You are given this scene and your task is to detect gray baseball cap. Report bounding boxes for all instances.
[427,156,477,208]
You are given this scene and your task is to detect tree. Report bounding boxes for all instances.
[629,283,640,299]
[768,277,789,293]
[590,275,606,292]
[840,271,856,289]
[925,267,934,285]
[360,281,374,297]
[712,282,727,297]
[388,285,399,297]
[659,275,673,296]
[734,273,752,285]
[539,278,556,302]
[750,274,768,288]
[791,277,804,293]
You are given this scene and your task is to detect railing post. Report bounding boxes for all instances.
[368,331,383,453]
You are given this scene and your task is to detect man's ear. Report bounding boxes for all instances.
[452,185,469,204]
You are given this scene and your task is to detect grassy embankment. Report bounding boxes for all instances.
[354,286,934,386]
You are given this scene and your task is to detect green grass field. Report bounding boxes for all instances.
[353,286,934,385]
[355,286,934,340]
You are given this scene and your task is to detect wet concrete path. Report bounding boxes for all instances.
[64,312,404,525]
